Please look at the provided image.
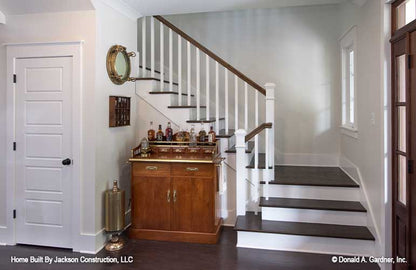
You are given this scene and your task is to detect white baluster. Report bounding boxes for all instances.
[150,16,155,78]
[235,129,247,216]
[235,75,238,130]
[255,91,259,170]
[169,29,173,92]
[215,62,219,134]
[196,48,200,120]
[265,83,276,184]
[178,36,182,105]
[225,69,229,133]
[187,41,191,106]
[142,17,146,77]
[244,82,248,130]
[206,55,210,120]
[160,22,164,91]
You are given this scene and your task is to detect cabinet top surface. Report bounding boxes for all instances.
[129,153,221,164]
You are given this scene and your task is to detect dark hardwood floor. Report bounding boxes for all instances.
[0,227,378,270]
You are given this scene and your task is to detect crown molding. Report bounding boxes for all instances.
[92,0,142,20]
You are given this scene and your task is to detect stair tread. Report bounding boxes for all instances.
[216,129,235,138]
[187,117,225,123]
[261,166,359,187]
[259,197,366,212]
[234,213,375,240]
[149,91,194,97]
[226,141,255,153]
[137,77,179,86]
[168,105,207,109]
[246,153,272,169]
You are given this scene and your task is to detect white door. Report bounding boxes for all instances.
[15,57,73,248]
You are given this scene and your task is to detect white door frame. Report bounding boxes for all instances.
[4,41,83,250]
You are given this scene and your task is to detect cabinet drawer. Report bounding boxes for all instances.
[133,162,170,176]
[172,163,213,177]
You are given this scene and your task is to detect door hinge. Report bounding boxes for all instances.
[408,160,414,174]
[13,74,16,83]
[13,210,16,219]
[13,142,16,151]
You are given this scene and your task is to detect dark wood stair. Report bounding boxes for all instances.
[168,105,206,109]
[216,129,235,138]
[149,91,194,96]
[260,166,359,188]
[187,117,225,123]
[234,213,375,241]
[226,141,255,154]
[137,77,179,86]
[246,153,273,169]
[259,197,366,212]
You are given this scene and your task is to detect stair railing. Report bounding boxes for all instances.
[140,16,266,133]
[235,83,275,216]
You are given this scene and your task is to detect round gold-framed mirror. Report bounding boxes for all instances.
[106,45,136,85]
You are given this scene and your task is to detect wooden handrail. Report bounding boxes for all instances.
[245,123,272,142]
[154,15,266,96]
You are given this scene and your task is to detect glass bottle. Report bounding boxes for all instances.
[176,126,184,141]
[165,122,173,141]
[183,128,190,141]
[156,124,164,141]
[199,123,207,142]
[208,126,216,144]
[189,125,197,147]
[147,121,155,141]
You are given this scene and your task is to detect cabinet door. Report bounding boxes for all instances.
[132,176,171,230]
[172,177,214,233]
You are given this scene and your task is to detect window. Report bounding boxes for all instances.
[340,26,357,137]
[396,0,416,30]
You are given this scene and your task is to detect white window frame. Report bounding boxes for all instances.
[340,26,358,138]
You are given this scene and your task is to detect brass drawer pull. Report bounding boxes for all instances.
[186,167,199,172]
[173,190,177,202]
[167,190,171,203]
[145,166,158,171]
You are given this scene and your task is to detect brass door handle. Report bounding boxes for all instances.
[146,166,158,170]
[186,167,199,172]
[173,190,177,202]
[167,190,171,203]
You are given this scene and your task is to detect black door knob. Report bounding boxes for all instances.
[62,158,71,166]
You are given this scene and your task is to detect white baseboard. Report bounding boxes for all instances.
[339,155,381,248]
[277,152,339,167]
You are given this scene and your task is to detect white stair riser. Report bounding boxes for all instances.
[265,185,360,201]
[237,231,374,256]
[262,207,367,226]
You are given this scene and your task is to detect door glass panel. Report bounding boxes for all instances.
[398,106,407,152]
[397,55,406,102]
[398,155,407,205]
[397,0,416,29]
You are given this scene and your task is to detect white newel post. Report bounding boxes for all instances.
[235,129,247,216]
[265,83,276,200]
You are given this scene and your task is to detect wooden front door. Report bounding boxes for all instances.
[392,31,416,269]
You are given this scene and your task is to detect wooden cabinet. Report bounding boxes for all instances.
[129,162,222,244]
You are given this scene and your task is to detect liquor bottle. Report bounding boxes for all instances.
[147,121,155,141]
[208,126,216,144]
[183,128,190,141]
[176,126,184,141]
[189,125,197,147]
[199,123,207,142]
[156,124,164,141]
[165,122,173,141]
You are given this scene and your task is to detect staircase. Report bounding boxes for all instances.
[135,15,375,256]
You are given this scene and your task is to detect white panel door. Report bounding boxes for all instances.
[15,57,73,248]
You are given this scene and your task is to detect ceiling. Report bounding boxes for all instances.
[121,0,348,16]
[0,0,94,15]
